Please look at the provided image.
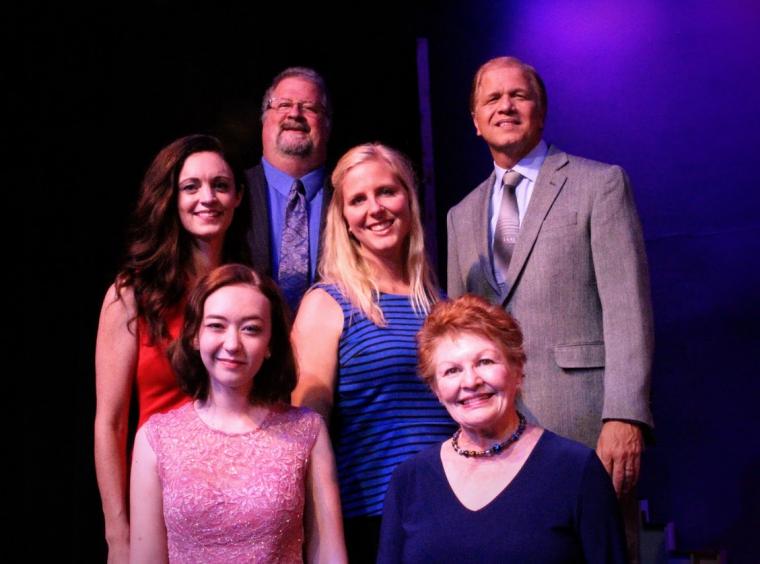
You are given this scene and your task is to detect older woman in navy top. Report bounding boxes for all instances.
[292,143,455,562]
[378,295,627,563]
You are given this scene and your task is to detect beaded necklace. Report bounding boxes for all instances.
[451,411,527,458]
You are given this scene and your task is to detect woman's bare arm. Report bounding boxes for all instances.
[94,284,138,563]
[304,419,347,563]
[129,426,168,563]
[291,288,343,420]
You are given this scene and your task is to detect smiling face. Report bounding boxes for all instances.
[177,151,241,242]
[340,159,412,263]
[431,331,522,440]
[262,76,329,168]
[196,284,272,397]
[471,63,544,168]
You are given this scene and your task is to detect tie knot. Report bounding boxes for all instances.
[290,179,305,197]
[502,170,523,190]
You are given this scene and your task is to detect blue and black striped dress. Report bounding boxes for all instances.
[318,284,456,518]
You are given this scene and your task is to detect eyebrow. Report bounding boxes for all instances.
[437,347,502,361]
[180,173,233,181]
[483,87,532,98]
[204,314,264,322]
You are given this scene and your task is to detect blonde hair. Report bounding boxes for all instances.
[320,143,438,325]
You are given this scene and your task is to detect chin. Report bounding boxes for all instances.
[278,138,314,157]
[192,230,225,242]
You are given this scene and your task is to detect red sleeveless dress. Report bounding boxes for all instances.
[135,308,190,428]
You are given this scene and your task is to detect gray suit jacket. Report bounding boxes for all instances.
[244,163,333,279]
[447,146,654,447]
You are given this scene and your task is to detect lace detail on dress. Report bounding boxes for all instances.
[145,402,321,563]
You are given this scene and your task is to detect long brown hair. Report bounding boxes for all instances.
[115,134,250,343]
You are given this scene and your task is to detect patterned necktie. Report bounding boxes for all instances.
[278,179,309,313]
[493,170,523,278]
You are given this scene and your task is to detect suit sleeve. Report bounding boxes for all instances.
[590,166,654,428]
[447,208,466,299]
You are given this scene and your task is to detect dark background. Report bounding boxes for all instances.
[22,1,759,561]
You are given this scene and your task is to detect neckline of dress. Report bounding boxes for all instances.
[191,400,276,436]
[377,291,412,298]
[439,427,547,513]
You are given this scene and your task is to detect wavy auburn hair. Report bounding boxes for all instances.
[417,294,526,389]
[168,264,295,404]
[115,134,249,344]
[320,142,438,325]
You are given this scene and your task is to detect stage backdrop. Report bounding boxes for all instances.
[23,1,758,560]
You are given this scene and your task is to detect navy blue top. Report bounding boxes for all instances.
[378,430,627,563]
[319,284,456,518]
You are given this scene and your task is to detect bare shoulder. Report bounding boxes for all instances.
[100,282,137,319]
[95,281,139,386]
[293,287,343,335]
[308,415,332,456]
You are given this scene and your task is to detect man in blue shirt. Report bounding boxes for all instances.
[245,67,332,312]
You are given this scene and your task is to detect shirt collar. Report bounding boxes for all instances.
[261,157,326,201]
[493,139,548,186]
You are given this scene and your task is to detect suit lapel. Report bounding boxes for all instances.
[503,147,569,303]
[315,179,333,279]
[245,164,273,276]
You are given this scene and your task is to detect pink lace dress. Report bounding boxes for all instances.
[144,402,321,563]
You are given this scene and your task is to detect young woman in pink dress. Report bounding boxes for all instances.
[94,135,250,562]
[129,264,346,563]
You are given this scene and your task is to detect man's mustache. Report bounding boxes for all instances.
[280,119,310,133]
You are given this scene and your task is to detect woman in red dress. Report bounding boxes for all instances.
[94,134,249,562]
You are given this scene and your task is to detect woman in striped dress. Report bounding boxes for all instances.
[292,143,455,562]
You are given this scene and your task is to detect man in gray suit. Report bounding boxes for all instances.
[447,56,653,500]
[245,67,332,312]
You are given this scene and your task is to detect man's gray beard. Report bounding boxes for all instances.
[277,134,314,157]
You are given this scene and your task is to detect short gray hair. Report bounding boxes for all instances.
[260,66,332,130]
